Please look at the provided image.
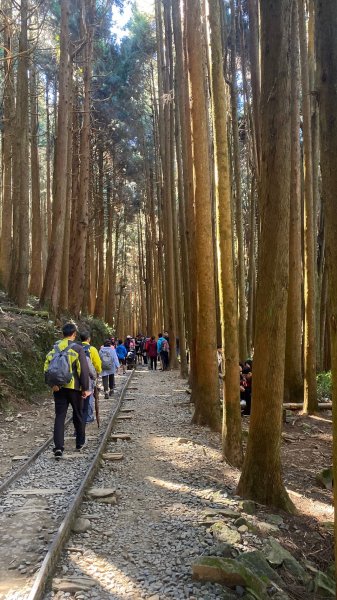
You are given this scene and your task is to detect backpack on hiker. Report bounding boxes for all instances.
[99,347,114,371]
[162,339,169,353]
[45,342,76,387]
[82,344,97,380]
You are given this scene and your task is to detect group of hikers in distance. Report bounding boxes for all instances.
[43,324,172,460]
[44,323,253,461]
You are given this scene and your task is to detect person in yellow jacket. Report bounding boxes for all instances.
[44,322,90,459]
[80,331,102,424]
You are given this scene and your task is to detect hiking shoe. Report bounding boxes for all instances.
[76,441,87,451]
[104,392,109,399]
[54,449,63,460]
[109,389,114,397]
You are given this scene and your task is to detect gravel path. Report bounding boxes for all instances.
[0,377,127,600]
[47,367,238,600]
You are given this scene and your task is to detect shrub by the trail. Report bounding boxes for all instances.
[0,307,112,408]
[316,371,332,401]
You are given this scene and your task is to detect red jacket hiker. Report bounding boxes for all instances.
[147,340,158,358]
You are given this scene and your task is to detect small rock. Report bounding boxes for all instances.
[72,518,91,534]
[316,467,333,490]
[234,517,248,527]
[87,488,116,498]
[265,514,283,526]
[237,550,284,586]
[238,525,248,534]
[210,522,241,545]
[192,557,267,597]
[264,538,309,583]
[241,500,256,515]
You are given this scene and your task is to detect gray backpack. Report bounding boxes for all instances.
[45,343,75,387]
[99,347,114,371]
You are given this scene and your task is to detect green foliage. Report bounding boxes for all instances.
[0,311,112,407]
[316,371,332,401]
[0,320,56,406]
[79,316,112,348]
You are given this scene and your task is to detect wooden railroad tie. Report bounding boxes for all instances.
[110,433,131,441]
[102,453,124,461]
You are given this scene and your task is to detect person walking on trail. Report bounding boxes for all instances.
[148,336,158,370]
[116,339,127,374]
[99,339,120,398]
[80,331,102,424]
[157,332,169,371]
[44,322,90,460]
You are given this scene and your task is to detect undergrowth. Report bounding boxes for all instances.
[0,301,112,407]
[316,371,332,401]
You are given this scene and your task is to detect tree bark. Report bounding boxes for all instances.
[94,146,105,319]
[230,0,247,361]
[15,0,30,307]
[0,0,14,290]
[284,1,303,404]
[68,0,94,316]
[186,0,220,430]
[209,0,243,466]
[315,0,337,577]
[29,64,43,297]
[298,0,318,413]
[40,0,70,313]
[237,0,294,511]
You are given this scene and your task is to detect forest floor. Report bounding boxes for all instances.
[0,367,333,599]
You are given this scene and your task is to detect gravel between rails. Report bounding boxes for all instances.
[0,375,132,600]
[45,367,237,600]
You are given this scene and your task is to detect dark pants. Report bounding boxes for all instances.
[150,356,157,370]
[102,374,114,391]
[244,388,252,415]
[54,388,85,451]
[82,394,90,423]
[160,351,169,370]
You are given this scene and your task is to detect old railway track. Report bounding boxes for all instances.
[0,370,134,600]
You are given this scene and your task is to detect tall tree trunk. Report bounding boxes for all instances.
[284,1,303,404]
[298,0,318,413]
[315,0,337,576]
[174,102,189,379]
[0,0,14,290]
[316,0,337,576]
[186,0,220,430]
[230,0,247,361]
[172,0,194,373]
[15,0,30,307]
[69,0,94,316]
[237,0,294,511]
[162,0,178,368]
[45,75,52,244]
[94,146,105,318]
[209,0,243,466]
[105,177,113,324]
[59,60,73,312]
[29,64,43,297]
[247,0,261,176]
[182,0,198,390]
[247,178,256,354]
[40,0,70,313]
